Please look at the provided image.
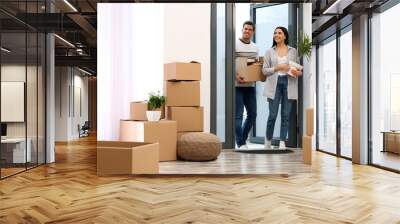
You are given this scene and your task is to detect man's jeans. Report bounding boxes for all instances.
[235,87,257,147]
[266,76,292,141]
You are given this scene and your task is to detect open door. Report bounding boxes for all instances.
[211,3,298,149]
[249,3,298,147]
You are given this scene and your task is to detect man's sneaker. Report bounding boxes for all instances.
[264,138,272,149]
[238,144,249,150]
[279,141,286,149]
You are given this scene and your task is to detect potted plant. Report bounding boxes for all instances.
[297,31,312,62]
[287,31,312,78]
[146,91,166,122]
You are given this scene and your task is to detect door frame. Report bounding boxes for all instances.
[210,3,299,149]
[315,23,353,160]
[210,3,235,149]
[249,3,299,147]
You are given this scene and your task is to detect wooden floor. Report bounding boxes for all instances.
[1,136,400,223]
[160,149,311,175]
[0,167,25,178]
[372,150,400,171]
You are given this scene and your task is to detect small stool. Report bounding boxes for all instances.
[177,132,221,161]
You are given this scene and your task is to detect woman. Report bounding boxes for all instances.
[262,26,302,149]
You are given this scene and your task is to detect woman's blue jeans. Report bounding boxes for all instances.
[266,76,292,141]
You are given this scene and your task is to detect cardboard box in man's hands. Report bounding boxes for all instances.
[236,57,266,82]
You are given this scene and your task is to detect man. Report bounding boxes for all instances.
[235,21,258,149]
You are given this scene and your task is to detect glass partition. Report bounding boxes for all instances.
[0,1,46,179]
[370,3,400,171]
[339,27,352,158]
[317,35,337,155]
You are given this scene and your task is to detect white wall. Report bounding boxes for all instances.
[55,67,89,141]
[1,65,39,138]
[55,67,69,141]
[301,3,315,149]
[97,3,164,140]
[98,3,211,140]
[164,3,211,132]
[73,74,89,137]
[1,64,46,163]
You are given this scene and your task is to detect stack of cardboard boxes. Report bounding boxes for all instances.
[97,61,204,176]
[98,100,178,175]
[164,62,204,139]
[302,108,314,164]
[119,99,177,162]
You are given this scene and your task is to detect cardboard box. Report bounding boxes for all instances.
[120,120,177,161]
[130,101,165,121]
[164,62,201,81]
[130,101,148,121]
[386,133,400,154]
[97,141,159,175]
[302,136,312,165]
[306,108,314,136]
[236,57,266,82]
[164,81,200,106]
[167,107,203,132]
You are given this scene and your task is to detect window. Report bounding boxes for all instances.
[370,3,400,171]
[340,27,352,158]
[317,35,337,154]
[0,2,46,179]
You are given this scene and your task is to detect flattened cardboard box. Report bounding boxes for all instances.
[236,57,266,82]
[120,120,177,161]
[306,108,314,136]
[302,136,312,165]
[167,107,203,132]
[164,62,201,81]
[97,141,159,175]
[164,81,200,106]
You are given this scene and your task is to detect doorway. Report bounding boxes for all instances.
[211,3,299,149]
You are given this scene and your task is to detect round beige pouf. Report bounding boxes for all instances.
[177,132,222,161]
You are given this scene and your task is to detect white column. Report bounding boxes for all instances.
[46,33,55,163]
[352,14,369,164]
[301,3,315,149]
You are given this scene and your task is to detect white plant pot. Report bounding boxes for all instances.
[146,111,161,122]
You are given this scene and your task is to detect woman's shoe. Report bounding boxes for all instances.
[239,144,248,150]
[264,138,272,149]
[279,141,286,149]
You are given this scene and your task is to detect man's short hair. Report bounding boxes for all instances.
[243,21,255,31]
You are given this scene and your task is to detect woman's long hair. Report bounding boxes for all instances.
[272,26,289,47]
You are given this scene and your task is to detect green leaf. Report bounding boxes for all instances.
[297,31,312,61]
[148,91,165,110]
